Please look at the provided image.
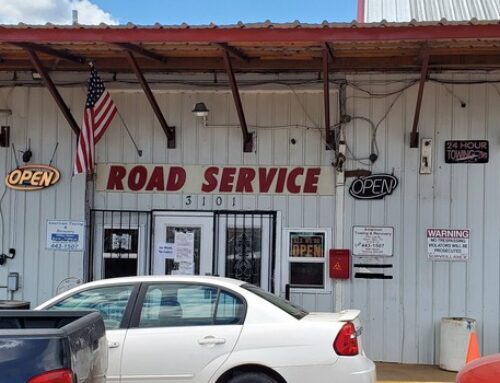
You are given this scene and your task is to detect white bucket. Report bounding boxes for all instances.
[439,317,476,372]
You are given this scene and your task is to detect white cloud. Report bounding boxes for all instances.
[0,0,118,25]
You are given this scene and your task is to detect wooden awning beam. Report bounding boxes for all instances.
[222,49,253,152]
[125,50,175,148]
[115,42,168,63]
[323,42,334,61]
[216,43,250,63]
[410,47,430,148]
[15,42,86,64]
[26,49,80,135]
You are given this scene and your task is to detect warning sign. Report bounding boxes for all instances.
[427,229,470,261]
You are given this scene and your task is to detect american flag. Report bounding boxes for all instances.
[74,66,117,174]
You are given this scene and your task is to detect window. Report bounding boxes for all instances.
[50,285,134,329]
[138,284,245,328]
[242,283,308,319]
[288,230,327,289]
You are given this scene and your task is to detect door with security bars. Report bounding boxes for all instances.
[214,211,277,292]
[89,210,151,281]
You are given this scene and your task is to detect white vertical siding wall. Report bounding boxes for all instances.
[1,73,499,365]
[0,87,86,306]
[343,73,500,363]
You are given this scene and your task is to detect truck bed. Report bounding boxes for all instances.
[0,311,107,383]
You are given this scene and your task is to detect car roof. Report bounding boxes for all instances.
[77,275,247,289]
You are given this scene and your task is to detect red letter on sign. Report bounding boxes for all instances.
[219,168,236,192]
[202,167,219,192]
[166,167,186,191]
[146,167,165,191]
[236,168,255,193]
[259,168,277,193]
[303,168,321,193]
[286,168,304,194]
[128,166,148,191]
[107,165,126,190]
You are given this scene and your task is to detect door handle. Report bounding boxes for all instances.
[198,336,226,346]
[108,341,120,349]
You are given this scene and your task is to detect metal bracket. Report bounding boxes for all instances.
[410,46,430,148]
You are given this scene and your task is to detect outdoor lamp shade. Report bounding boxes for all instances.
[192,102,209,117]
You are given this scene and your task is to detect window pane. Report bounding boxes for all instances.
[215,291,245,324]
[139,284,218,328]
[290,263,324,288]
[242,284,308,319]
[50,285,134,329]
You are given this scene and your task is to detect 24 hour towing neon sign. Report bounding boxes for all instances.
[96,164,336,195]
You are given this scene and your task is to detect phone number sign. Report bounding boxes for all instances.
[352,226,394,257]
[46,220,85,251]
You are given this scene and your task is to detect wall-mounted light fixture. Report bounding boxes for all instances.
[192,102,209,128]
[192,102,209,117]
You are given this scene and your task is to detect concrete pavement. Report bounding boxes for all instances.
[376,362,456,383]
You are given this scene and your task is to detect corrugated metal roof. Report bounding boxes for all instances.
[364,0,500,22]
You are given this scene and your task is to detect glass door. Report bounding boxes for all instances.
[152,211,214,276]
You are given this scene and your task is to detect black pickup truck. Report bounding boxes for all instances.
[0,311,107,383]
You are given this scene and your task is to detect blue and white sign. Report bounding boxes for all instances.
[46,220,85,251]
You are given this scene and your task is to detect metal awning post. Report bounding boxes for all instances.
[410,47,430,148]
[125,50,176,148]
[26,49,81,135]
[222,49,253,152]
[323,47,335,150]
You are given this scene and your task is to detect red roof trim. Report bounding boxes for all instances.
[357,0,366,23]
[1,24,500,43]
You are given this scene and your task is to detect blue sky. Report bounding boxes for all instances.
[93,0,358,25]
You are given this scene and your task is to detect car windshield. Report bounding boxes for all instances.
[242,284,308,319]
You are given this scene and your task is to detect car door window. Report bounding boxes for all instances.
[138,284,245,328]
[50,285,134,329]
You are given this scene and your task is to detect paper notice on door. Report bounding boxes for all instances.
[155,242,176,260]
[174,231,194,263]
[172,262,194,275]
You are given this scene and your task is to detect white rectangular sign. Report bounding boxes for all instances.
[46,220,84,251]
[352,226,394,257]
[427,229,470,261]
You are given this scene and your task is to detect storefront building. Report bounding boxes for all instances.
[0,21,499,364]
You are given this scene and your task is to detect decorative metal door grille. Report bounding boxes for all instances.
[214,211,277,293]
[89,210,152,281]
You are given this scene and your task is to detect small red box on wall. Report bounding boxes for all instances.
[329,249,350,279]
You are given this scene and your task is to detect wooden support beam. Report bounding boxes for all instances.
[222,49,253,152]
[26,49,80,135]
[115,43,168,63]
[16,42,86,64]
[323,48,334,150]
[125,50,175,148]
[410,47,430,148]
[216,43,250,63]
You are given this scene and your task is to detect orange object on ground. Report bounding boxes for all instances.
[466,331,480,363]
[456,354,500,383]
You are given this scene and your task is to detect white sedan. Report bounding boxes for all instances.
[37,276,376,383]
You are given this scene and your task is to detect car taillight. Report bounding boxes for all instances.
[28,369,73,383]
[334,322,359,356]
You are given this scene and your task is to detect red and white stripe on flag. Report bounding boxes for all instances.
[74,67,117,175]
